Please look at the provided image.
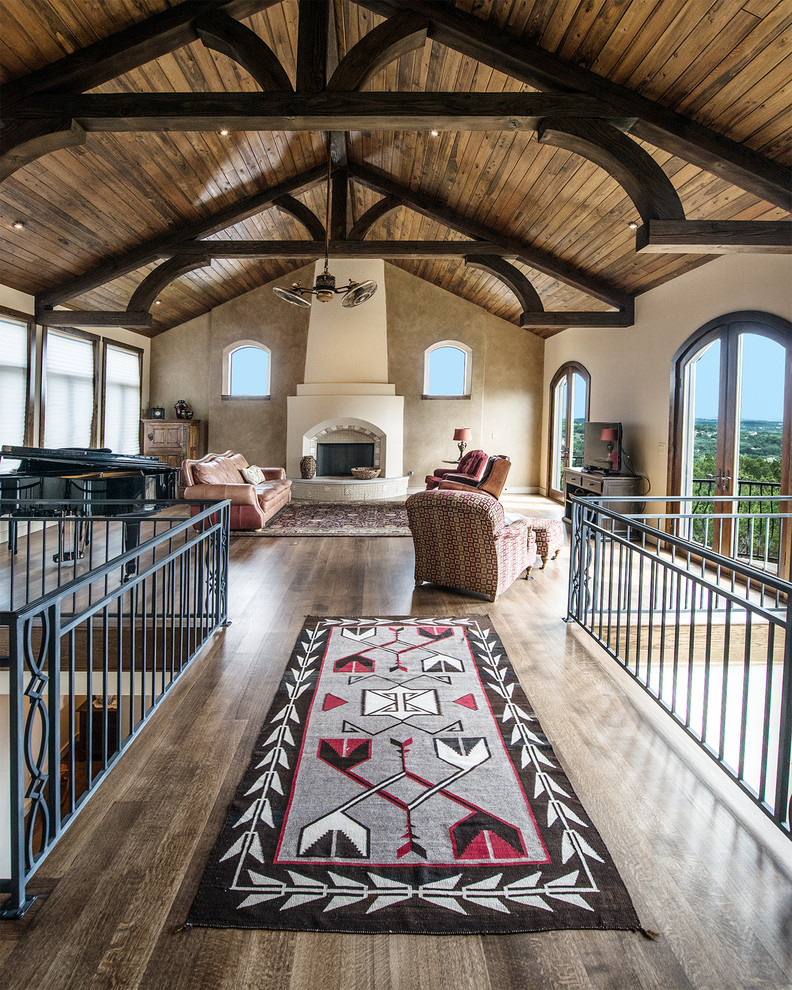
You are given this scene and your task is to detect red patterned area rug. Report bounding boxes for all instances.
[236,501,409,537]
[186,616,643,935]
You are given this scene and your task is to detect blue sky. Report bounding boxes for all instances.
[694,334,785,420]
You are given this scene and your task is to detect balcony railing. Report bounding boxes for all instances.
[0,499,230,918]
[567,494,791,839]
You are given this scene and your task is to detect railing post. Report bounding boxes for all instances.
[0,617,34,919]
[774,600,792,831]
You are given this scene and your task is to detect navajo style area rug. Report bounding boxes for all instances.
[238,501,410,537]
[187,616,641,935]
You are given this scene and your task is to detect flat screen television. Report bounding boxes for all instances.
[583,421,622,473]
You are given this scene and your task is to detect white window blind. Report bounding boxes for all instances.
[0,317,29,472]
[103,345,141,454]
[44,331,95,449]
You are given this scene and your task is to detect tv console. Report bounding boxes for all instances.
[563,468,642,525]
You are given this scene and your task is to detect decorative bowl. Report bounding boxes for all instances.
[351,467,380,479]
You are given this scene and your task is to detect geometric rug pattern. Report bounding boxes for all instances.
[186,616,642,935]
[240,501,410,537]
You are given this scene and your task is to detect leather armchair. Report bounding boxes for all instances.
[438,455,511,500]
[425,448,489,490]
[406,488,536,601]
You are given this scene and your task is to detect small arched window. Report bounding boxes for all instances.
[423,341,472,398]
[222,341,271,398]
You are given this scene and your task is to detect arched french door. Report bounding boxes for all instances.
[547,362,590,502]
[669,312,791,578]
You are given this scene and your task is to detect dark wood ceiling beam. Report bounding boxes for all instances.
[0,119,86,183]
[127,256,213,313]
[297,0,329,92]
[465,255,544,313]
[348,195,401,239]
[538,118,685,225]
[37,165,326,307]
[195,10,293,92]
[2,92,635,133]
[636,220,792,254]
[520,308,634,329]
[156,239,509,257]
[36,310,153,329]
[272,196,325,239]
[0,1,282,108]
[355,0,792,211]
[330,167,348,240]
[327,11,429,91]
[349,164,633,309]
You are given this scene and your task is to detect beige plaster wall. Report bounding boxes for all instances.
[541,254,792,498]
[150,263,544,490]
[150,263,313,467]
[385,265,544,491]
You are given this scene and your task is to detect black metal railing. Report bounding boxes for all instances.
[691,479,782,564]
[567,494,791,839]
[0,498,230,918]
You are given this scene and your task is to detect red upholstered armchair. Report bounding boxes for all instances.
[425,448,489,490]
[406,488,536,601]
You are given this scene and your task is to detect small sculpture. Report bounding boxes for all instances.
[300,455,317,479]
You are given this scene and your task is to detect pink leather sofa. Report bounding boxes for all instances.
[182,450,291,530]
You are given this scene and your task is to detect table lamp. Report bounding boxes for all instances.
[600,427,619,471]
[453,428,472,461]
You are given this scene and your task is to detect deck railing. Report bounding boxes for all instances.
[0,498,230,918]
[567,494,791,839]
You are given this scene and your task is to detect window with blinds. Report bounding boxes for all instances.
[43,330,96,449]
[0,315,31,472]
[103,344,141,454]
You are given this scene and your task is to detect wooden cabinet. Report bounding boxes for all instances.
[141,419,203,492]
[563,469,643,526]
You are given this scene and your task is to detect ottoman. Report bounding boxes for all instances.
[524,517,564,568]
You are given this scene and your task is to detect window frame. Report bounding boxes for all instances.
[101,339,143,453]
[422,340,473,399]
[546,361,591,502]
[221,340,272,399]
[39,326,101,449]
[0,305,36,451]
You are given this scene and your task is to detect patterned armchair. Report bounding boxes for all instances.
[425,448,489,490]
[406,489,536,601]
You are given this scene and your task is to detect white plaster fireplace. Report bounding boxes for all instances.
[286,258,408,501]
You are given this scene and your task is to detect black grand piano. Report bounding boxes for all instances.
[0,445,179,568]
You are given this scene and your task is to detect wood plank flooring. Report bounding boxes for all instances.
[1,495,791,990]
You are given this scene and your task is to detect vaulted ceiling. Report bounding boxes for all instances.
[0,0,789,338]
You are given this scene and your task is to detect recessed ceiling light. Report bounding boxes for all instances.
[219,128,230,136]
[12,220,25,229]
[627,221,639,230]
[430,129,439,137]
[153,299,162,305]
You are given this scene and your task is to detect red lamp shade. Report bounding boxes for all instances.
[453,428,473,442]
[600,428,619,443]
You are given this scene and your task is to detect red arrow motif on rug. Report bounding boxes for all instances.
[323,693,348,711]
[453,694,478,710]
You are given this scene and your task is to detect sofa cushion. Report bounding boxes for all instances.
[192,455,244,486]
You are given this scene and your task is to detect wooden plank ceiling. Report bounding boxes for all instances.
[0,0,789,337]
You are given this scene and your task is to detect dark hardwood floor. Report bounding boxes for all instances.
[1,495,791,990]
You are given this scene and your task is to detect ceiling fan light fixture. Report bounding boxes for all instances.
[274,133,378,309]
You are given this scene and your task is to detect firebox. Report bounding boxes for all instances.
[316,442,375,476]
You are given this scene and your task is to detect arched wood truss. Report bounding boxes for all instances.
[1,0,789,336]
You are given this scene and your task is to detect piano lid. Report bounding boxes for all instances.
[1,445,168,473]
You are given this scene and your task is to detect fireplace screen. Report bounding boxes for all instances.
[316,442,375,476]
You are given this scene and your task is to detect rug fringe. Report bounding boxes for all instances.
[634,926,660,940]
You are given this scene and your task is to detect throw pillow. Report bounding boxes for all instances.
[241,465,265,485]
